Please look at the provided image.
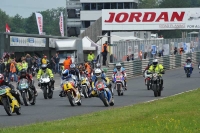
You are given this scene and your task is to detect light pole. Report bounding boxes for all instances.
[65,0,68,37]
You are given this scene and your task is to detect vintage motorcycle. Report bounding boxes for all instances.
[95,78,114,107]
[81,74,91,98]
[63,75,81,106]
[39,73,53,99]
[0,85,21,116]
[148,72,163,97]
[113,72,125,96]
[18,78,36,106]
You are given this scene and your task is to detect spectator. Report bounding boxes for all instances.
[50,55,55,73]
[0,58,5,76]
[63,56,72,70]
[144,52,147,59]
[9,59,18,82]
[131,54,134,60]
[174,47,178,55]
[42,55,48,64]
[54,53,60,74]
[25,54,32,74]
[127,55,130,61]
[139,51,143,60]
[87,51,95,62]
[102,41,109,66]
[21,57,28,70]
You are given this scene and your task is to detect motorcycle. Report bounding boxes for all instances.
[144,70,151,90]
[31,65,38,77]
[149,72,163,97]
[95,78,114,107]
[185,62,192,78]
[62,75,81,106]
[113,72,125,96]
[10,74,14,82]
[81,74,91,98]
[18,78,36,106]
[39,73,53,99]
[0,85,21,116]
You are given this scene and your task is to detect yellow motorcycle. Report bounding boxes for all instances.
[81,74,91,98]
[63,76,81,106]
[0,85,21,116]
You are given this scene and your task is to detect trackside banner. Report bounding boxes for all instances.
[102,8,200,30]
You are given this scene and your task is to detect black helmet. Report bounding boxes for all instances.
[20,69,27,77]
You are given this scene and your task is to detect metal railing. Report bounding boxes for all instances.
[105,51,200,79]
[112,37,199,63]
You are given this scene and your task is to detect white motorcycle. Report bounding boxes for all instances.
[113,72,125,96]
[39,73,53,99]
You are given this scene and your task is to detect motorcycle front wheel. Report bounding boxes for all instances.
[100,92,109,107]
[22,92,29,106]
[42,86,48,99]
[67,91,75,106]
[2,97,12,116]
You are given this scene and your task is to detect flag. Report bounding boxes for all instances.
[5,23,10,32]
[35,12,43,35]
[59,12,64,37]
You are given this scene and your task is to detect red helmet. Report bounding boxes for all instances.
[0,74,4,85]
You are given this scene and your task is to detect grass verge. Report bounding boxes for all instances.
[1,89,200,133]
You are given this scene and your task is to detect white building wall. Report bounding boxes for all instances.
[80,0,138,3]
[80,11,101,21]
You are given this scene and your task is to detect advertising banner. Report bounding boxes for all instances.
[10,36,46,47]
[151,45,157,55]
[163,44,169,55]
[59,12,64,37]
[35,12,43,35]
[102,8,200,30]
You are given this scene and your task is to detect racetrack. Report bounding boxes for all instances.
[0,66,199,127]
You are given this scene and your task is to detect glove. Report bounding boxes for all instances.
[112,80,114,83]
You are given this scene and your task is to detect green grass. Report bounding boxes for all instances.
[1,89,200,133]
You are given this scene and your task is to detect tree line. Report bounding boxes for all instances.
[0,0,200,38]
[0,7,65,36]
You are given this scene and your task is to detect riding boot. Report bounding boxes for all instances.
[124,80,127,90]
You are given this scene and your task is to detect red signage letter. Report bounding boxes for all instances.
[142,12,156,22]
[128,12,142,22]
[105,12,115,23]
[170,12,185,21]
[156,12,169,22]
[115,12,129,23]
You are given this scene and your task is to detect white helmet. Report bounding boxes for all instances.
[152,59,158,66]
[94,68,102,78]
[116,63,121,70]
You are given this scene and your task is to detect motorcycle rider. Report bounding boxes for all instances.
[143,62,152,85]
[17,69,38,96]
[90,69,113,97]
[112,63,127,90]
[37,64,54,89]
[184,57,193,73]
[59,69,84,97]
[0,74,23,105]
[147,59,165,89]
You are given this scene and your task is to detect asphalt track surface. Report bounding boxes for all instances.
[0,66,200,127]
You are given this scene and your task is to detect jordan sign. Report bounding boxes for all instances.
[102,8,200,30]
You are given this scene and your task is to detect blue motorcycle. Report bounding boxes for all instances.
[184,62,193,78]
[95,79,114,107]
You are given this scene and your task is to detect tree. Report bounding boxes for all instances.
[24,12,38,34]
[10,14,26,33]
[138,0,159,8]
[159,0,191,8]
[0,9,10,32]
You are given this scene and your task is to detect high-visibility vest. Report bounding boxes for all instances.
[102,44,109,52]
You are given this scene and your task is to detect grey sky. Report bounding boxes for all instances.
[0,0,65,18]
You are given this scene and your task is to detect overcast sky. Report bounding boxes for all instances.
[0,0,65,18]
